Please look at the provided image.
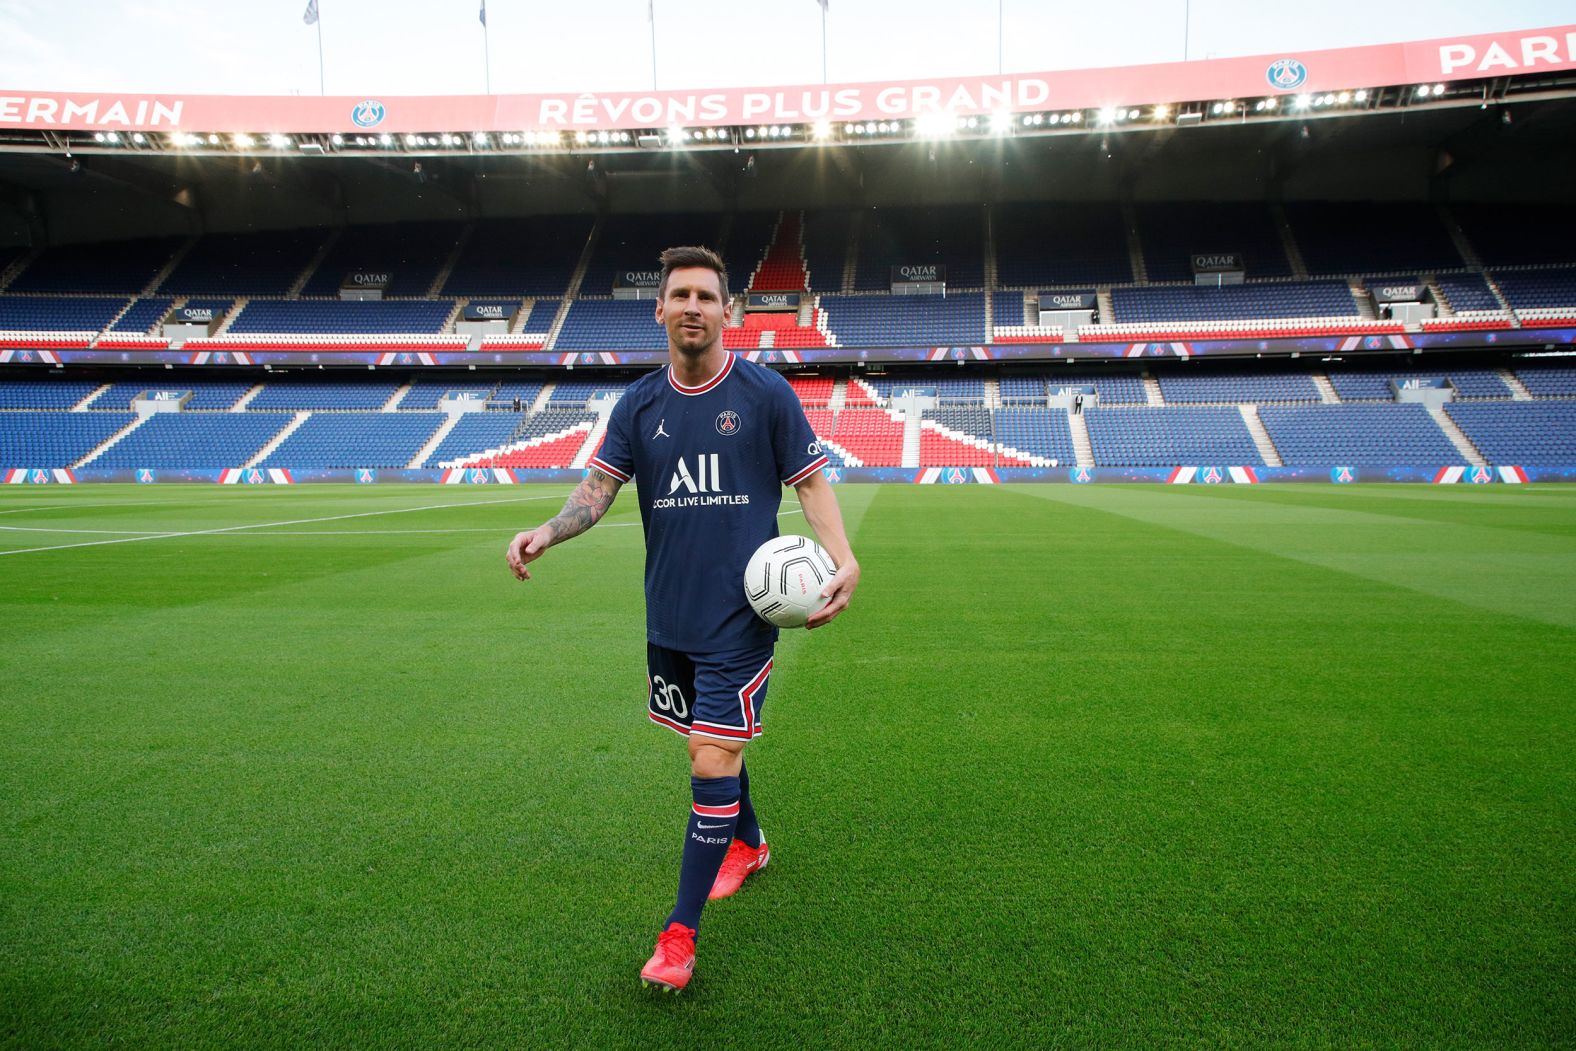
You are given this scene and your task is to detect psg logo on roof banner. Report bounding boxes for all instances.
[351,100,386,128]
[1266,59,1308,91]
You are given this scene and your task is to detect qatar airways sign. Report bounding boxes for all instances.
[1,24,1572,133]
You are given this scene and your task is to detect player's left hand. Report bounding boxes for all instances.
[807,558,859,629]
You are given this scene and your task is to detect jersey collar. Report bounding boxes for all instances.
[667,352,735,396]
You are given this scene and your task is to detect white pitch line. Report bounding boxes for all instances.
[0,493,568,557]
[0,497,801,547]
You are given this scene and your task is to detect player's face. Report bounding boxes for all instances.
[657,267,730,356]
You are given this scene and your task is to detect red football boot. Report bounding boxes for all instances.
[640,922,697,993]
[708,837,770,900]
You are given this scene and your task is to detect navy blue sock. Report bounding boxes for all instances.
[667,775,740,932]
[735,761,762,850]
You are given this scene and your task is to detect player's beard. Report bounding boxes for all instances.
[670,317,719,359]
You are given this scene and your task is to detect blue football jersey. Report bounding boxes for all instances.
[590,354,828,653]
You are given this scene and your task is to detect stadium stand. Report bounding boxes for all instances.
[1110,281,1358,323]
[554,300,666,350]
[994,204,1133,287]
[1285,203,1462,274]
[993,408,1078,464]
[400,376,496,410]
[228,299,455,334]
[426,412,527,464]
[1155,370,1321,404]
[7,237,185,294]
[299,222,464,297]
[830,408,905,466]
[1048,372,1150,406]
[109,297,176,333]
[818,293,985,346]
[579,214,725,296]
[1446,402,1576,464]
[546,379,625,407]
[520,299,560,332]
[0,377,101,409]
[1085,407,1261,466]
[788,375,834,406]
[998,374,1048,403]
[459,410,597,468]
[1137,203,1292,281]
[491,379,547,409]
[1258,405,1460,465]
[442,216,591,297]
[802,211,854,293]
[90,379,253,410]
[258,412,446,468]
[248,378,401,410]
[1433,273,1502,314]
[854,207,985,291]
[0,295,129,332]
[1493,268,1576,314]
[746,212,811,292]
[91,412,295,469]
[0,411,134,467]
[1325,368,1511,401]
[1514,367,1576,398]
[161,230,327,295]
[727,212,781,286]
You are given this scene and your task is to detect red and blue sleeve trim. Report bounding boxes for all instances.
[782,455,829,487]
[587,457,631,483]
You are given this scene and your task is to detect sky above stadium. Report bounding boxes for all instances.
[3,0,1573,98]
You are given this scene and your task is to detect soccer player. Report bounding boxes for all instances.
[505,245,859,993]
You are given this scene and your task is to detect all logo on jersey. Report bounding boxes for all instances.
[715,410,740,436]
[670,454,722,494]
[655,454,750,508]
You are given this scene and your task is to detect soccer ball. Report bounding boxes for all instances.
[743,534,837,628]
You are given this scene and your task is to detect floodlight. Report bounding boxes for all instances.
[208,134,220,145]
[132,132,145,143]
[473,132,488,145]
[812,119,832,140]
[1097,106,1118,125]
[1414,84,1430,97]
[1293,94,1312,110]
[331,133,344,145]
[405,134,419,146]
[1337,92,1350,104]
[1151,105,1170,120]
[915,112,955,138]
[268,133,289,148]
[1354,89,1368,102]
[1432,83,1445,96]
[233,133,252,147]
[379,133,392,146]
[1263,97,1278,110]
[667,125,684,143]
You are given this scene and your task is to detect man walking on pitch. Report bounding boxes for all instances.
[505,246,860,993]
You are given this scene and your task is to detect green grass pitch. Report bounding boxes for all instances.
[2,483,1573,1048]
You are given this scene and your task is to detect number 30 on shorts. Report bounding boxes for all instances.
[649,675,689,719]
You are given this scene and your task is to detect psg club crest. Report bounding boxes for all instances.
[1266,59,1308,91]
[1071,467,1092,484]
[356,468,377,484]
[1331,466,1355,484]
[351,100,386,128]
[136,468,156,484]
[715,410,740,436]
[1199,466,1225,484]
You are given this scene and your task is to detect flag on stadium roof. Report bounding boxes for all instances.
[479,1,487,27]
[302,0,319,26]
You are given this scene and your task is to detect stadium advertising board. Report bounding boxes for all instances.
[1370,283,1427,303]
[747,293,801,311]
[462,303,515,321]
[1038,292,1097,310]
[1190,253,1244,273]
[3,25,1571,132]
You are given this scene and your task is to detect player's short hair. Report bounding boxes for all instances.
[658,245,729,304]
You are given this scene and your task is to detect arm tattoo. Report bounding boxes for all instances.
[543,468,622,545]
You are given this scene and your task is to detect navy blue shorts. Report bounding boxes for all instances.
[646,642,774,742]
